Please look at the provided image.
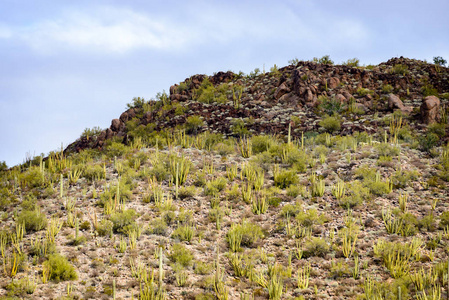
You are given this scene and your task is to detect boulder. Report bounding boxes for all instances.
[421,96,440,124]
[388,94,412,114]
[111,119,122,132]
[274,82,290,100]
[327,77,340,89]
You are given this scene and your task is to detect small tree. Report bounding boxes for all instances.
[433,56,447,67]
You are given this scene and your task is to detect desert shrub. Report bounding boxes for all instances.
[428,122,446,138]
[44,254,78,282]
[110,209,136,233]
[204,177,227,196]
[296,209,327,227]
[18,209,47,232]
[280,202,302,218]
[96,219,113,236]
[149,218,168,236]
[312,55,333,65]
[149,163,168,182]
[391,64,409,75]
[170,243,194,267]
[422,84,439,97]
[391,169,419,189]
[6,276,37,297]
[339,180,370,209]
[419,213,436,232]
[81,126,103,139]
[274,169,298,189]
[251,135,275,154]
[172,224,195,242]
[375,143,400,157]
[286,185,304,198]
[0,161,7,172]
[439,211,449,228]
[194,261,213,275]
[279,145,309,171]
[0,187,14,210]
[381,84,394,93]
[21,166,45,189]
[319,116,341,133]
[356,88,373,97]
[83,164,104,182]
[302,237,329,258]
[343,58,359,67]
[231,118,250,137]
[227,220,264,251]
[178,186,197,200]
[214,142,235,156]
[105,142,129,158]
[366,181,392,196]
[250,152,274,172]
[433,56,447,66]
[185,115,204,135]
[418,132,439,152]
[319,96,343,115]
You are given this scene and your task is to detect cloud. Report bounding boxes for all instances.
[2,7,193,54]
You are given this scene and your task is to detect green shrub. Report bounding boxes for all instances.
[433,56,447,66]
[422,84,439,97]
[231,119,250,137]
[0,187,13,210]
[105,142,129,158]
[296,209,327,227]
[204,177,227,196]
[83,164,105,181]
[172,225,195,242]
[312,55,333,65]
[280,202,302,218]
[366,181,392,196]
[302,237,330,258]
[185,115,204,135]
[428,123,446,138]
[21,167,45,189]
[81,126,103,139]
[274,169,298,189]
[226,220,264,251]
[110,209,136,233]
[381,84,394,93]
[96,219,113,236]
[6,276,36,296]
[375,143,400,157]
[343,58,359,67]
[356,88,373,97]
[149,218,168,236]
[44,254,78,282]
[169,243,194,267]
[418,133,439,152]
[178,186,197,200]
[251,135,275,154]
[319,96,343,115]
[439,211,449,228]
[391,64,409,75]
[18,209,47,232]
[319,116,341,133]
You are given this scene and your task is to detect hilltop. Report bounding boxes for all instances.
[1,56,449,299]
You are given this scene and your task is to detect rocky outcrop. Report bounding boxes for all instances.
[387,94,412,114]
[421,96,441,124]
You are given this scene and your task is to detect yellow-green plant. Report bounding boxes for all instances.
[297,263,311,289]
[238,137,252,158]
[251,192,268,215]
[268,275,283,300]
[332,179,345,199]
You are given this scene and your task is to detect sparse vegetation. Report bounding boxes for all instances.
[2,56,449,299]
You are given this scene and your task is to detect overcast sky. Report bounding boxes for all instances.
[1,0,448,167]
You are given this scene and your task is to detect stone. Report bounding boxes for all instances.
[387,94,412,114]
[421,96,440,124]
[273,82,290,100]
[111,119,122,132]
[327,77,340,89]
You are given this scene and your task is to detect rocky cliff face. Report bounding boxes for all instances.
[65,56,449,154]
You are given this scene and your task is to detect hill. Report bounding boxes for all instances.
[1,56,449,299]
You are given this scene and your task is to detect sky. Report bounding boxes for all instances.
[1,0,448,167]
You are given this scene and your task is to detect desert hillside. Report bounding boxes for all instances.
[1,56,449,299]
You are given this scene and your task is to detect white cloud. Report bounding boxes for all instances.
[3,7,194,54]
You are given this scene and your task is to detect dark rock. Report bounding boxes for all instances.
[111,119,122,132]
[421,96,440,124]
